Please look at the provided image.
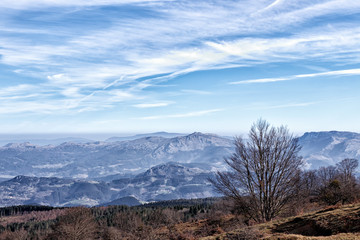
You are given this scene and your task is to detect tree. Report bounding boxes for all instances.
[210,119,303,222]
[336,158,358,185]
[316,166,339,187]
[308,159,360,205]
[337,158,359,203]
[48,207,98,240]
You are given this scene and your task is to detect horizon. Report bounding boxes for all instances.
[1,1,360,134]
[0,129,358,144]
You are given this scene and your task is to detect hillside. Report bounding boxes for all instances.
[1,201,360,239]
[202,203,360,240]
[298,131,360,169]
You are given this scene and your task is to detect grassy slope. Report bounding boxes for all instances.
[1,202,360,239]
[201,203,360,240]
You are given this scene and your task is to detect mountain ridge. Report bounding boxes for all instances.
[0,132,233,179]
[0,131,359,207]
[0,162,217,207]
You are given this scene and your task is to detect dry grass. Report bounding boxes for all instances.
[201,203,360,240]
[151,214,245,239]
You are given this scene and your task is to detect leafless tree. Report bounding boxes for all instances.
[336,158,358,184]
[312,159,359,205]
[316,166,339,187]
[337,158,359,203]
[210,119,303,222]
[49,207,98,240]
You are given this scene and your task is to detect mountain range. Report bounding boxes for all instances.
[0,130,359,207]
[298,131,360,169]
[0,162,216,207]
[0,132,233,179]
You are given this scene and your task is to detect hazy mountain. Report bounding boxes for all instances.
[0,132,233,179]
[298,131,360,169]
[0,131,359,207]
[105,132,185,142]
[110,162,217,202]
[0,163,217,207]
[0,137,94,147]
[0,130,358,181]
[0,175,110,207]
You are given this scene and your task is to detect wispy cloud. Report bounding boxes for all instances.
[181,89,212,95]
[244,102,318,111]
[133,102,173,108]
[1,0,360,115]
[230,68,360,84]
[0,0,170,9]
[138,109,223,120]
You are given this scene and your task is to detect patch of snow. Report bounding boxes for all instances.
[73,173,89,179]
[109,163,124,168]
[86,180,100,184]
[60,197,99,207]
[123,168,141,172]
[0,174,14,178]
[32,163,71,169]
[323,137,345,151]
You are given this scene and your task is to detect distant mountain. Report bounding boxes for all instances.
[298,131,360,169]
[100,196,141,207]
[1,130,359,207]
[0,163,218,207]
[0,137,94,147]
[105,132,185,142]
[0,175,111,207]
[0,132,233,179]
[0,131,359,180]
[110,162,217,202]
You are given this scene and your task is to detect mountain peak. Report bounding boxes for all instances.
[3,142,38,148]
[188,132,215,137]
[9,175,38,184]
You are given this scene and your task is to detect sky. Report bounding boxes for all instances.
[0,0,360,136]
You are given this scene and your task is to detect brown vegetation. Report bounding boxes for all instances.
[0,197,359,239]
[204,202,360,240]
[47,207,98,240]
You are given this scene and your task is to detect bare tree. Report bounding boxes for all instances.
[316,166,339,187]
[336,158,358,185]
[210,119,303,222]
[311,159,359,205]
[337,158,359,203]
[49,207,98,240]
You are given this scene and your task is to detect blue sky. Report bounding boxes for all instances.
[0,0,360,136]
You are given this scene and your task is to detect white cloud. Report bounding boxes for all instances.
[138,109,223,120]
[245,102,318,111]
[133,102,172,108]
[181,89,212,95]
[230,68,360,84]
[0,0,172,9]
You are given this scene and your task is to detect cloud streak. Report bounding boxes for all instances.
[138,109,223,120]
[230,68,360,84]
[0,0,171,9]
[133,102,173,108]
